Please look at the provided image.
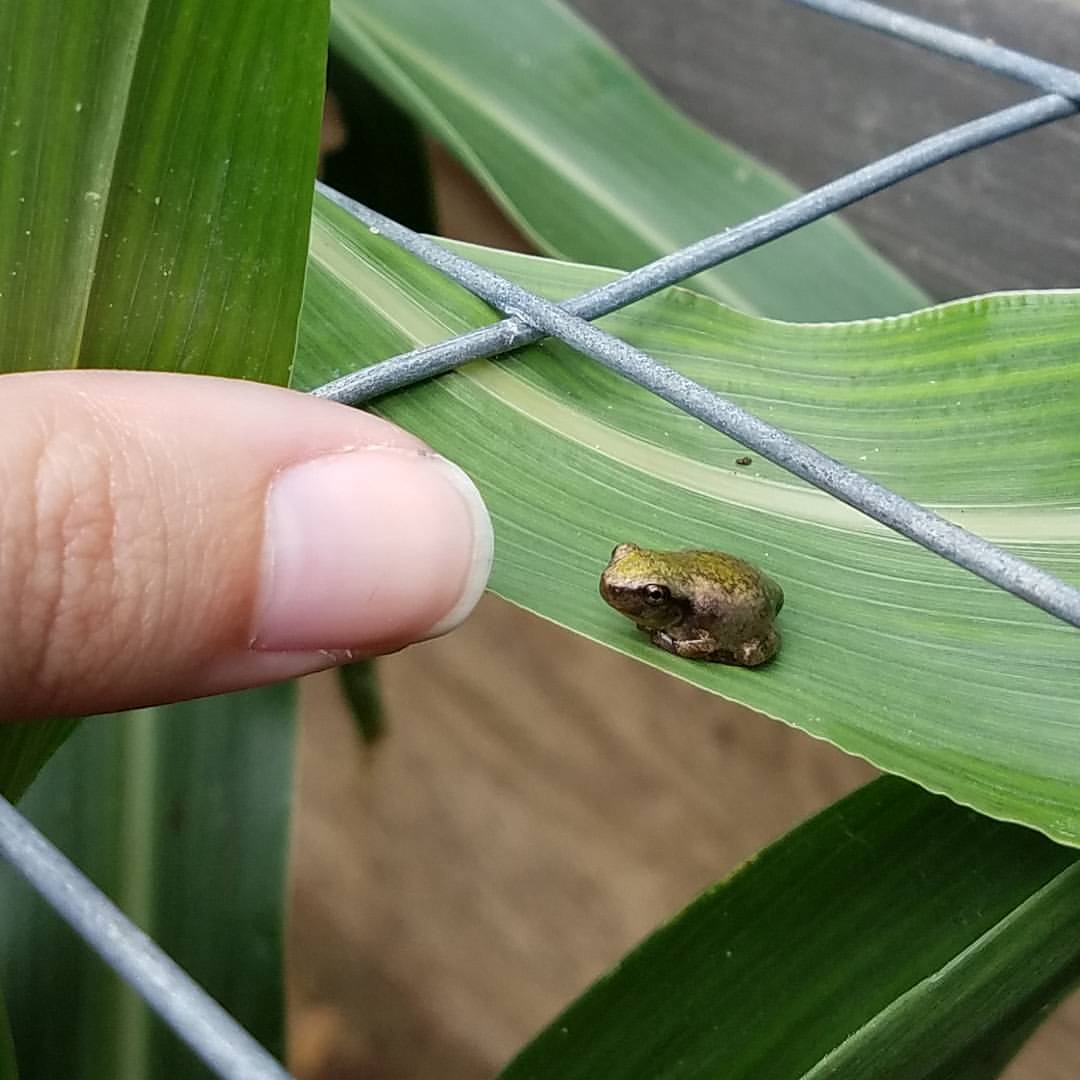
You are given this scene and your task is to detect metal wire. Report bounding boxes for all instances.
[4,5,1080,1080]
[0,795,296,1080]
[312,0,1080,630]
[313,91,1076,405]
[790,0,1080,100]
[315,187,1080,629]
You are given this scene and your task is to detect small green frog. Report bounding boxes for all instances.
[599,543,784,667]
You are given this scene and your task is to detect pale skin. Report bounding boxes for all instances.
[0,370,492,722]
[599,543,784,668]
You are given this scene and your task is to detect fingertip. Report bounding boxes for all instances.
[252,446,494,653]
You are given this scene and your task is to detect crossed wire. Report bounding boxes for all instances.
[2,3,1078,1078]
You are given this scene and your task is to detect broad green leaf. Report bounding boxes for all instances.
[0,0,326,787]
[0,0,326,811]
[0,0,324,377]
[328,0,928,321]
[498,777,1080,1079]
[0,684,294,1080]
[0,1,325,1074]
[297,196,1080,844]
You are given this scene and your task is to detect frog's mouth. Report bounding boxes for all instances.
[630,607,681,630]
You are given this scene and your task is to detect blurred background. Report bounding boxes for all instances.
[290,2,1080,1076]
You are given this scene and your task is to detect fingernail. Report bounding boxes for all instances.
[253,448,493,652]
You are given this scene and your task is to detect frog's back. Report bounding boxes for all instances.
[676,549,784,614]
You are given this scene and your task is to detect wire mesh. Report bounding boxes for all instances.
[314,92,1076,405]
[315,182,1080,626]
[311,0,1080,628]
[0,795,294,1080]
[3,3,1079,1079]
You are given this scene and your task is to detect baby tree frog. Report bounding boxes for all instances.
[599,543,784,667]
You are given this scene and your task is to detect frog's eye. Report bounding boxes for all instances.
[643,583,670,605]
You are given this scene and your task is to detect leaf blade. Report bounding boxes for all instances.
[498,778,1080,1080]
[328,0,928,320]
[0,685,295,1079]
[295,200,1080,843]
[0,0,147,370]
[0,0,326,921]
[0,0,326,381]
[0,0,326,1073]
[338,661,385,745]
[0,991,15,1080]
[0,719,80,805]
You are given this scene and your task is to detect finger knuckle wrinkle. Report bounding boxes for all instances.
[3,427,135,709]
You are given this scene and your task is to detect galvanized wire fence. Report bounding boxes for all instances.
[2,1,1078,1077]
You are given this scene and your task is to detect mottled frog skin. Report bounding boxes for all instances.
[599,543,784,667]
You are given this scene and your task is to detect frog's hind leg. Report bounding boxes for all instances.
[735,628,781,668]
[651,629,718,660]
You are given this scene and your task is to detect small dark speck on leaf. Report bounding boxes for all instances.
[735,456,752,466]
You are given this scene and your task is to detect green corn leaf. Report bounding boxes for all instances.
[337,661,385,745]
[0,0,326,1075]
[0,720,79,805]
[296,196,1080,845]
[499,777,1080,1079]
[0,0,325,784]
[328,0,928,320]
[322,47,436,234]
[0,685,294,1079]
[0,0,324,378]
[0,992,15,1080]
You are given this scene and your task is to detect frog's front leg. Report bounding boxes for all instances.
[650,628,718,660]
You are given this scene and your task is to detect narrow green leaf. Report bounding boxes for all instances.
[328,0,928,320]
[322,48,436,233]
[0,719,79,804]
[0,991,16,1080]
[0,684,294,1079]
[295,199,1080,843]
[337,661,384,745]
[499,777,1080,1080]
